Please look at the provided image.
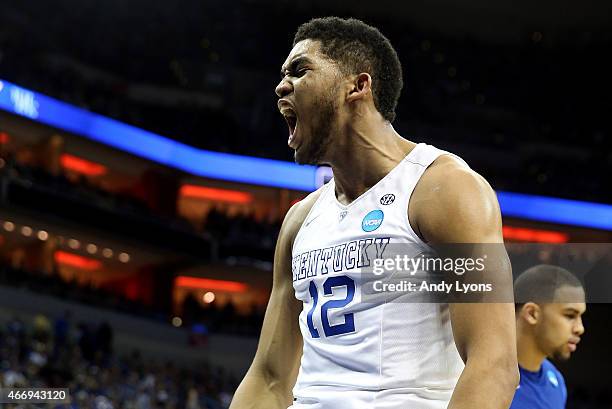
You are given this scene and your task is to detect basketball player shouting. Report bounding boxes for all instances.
[230,17,518,409]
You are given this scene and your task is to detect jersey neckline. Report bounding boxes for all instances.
[330,143,425,210]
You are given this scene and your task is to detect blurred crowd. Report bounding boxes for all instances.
[0,265,165,320]
[0,151,272,337]
[1,304,609,409]
[204,207,279,262]
[0,315,236,408]
[181,293,264,338]
[1,153,156,222]
[1,152,279,263]
[0,264,264,337]
[0,0,610,203]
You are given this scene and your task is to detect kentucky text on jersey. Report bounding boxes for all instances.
[291,237,391,282]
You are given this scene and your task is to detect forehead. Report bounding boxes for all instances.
[554,285,586,305]
[544,286,586,314]
[281,39,326,70]
[545,302,587,316]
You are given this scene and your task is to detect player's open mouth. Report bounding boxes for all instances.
[285,114,297,135]
[283,112,301,149]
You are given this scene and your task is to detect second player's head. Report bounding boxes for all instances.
[514,264,586,362]
[276,17,403,165]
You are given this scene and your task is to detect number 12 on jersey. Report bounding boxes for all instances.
[307,275,355,338]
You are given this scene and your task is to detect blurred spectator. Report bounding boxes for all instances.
[0,316,236,408]
[54,310,73,349]
[32,314,52,343]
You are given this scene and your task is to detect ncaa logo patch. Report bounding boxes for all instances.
[547,370,559,387]
[380,193,395,205]
[362,210,384,232]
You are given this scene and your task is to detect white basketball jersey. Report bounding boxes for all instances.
[289,143,466,409]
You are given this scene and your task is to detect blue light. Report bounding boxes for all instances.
[8,85,39,119]
[497,191,612,230]
[1,78,611,230]
[0,79,317,191]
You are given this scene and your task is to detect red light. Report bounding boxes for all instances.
[0,132,9,144]
[180,185,252,204]
[125,280,140,301]
[174,276,248,293]
[54,251,102,270]
[503,226,569,243]
[60,154,107,176]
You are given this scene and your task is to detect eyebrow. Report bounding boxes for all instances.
[280,56,313,78]
[562,307,583,315]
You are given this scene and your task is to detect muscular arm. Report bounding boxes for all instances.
[230,193,320,409]
[413,158,519,409]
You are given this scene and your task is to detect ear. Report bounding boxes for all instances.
[520,302,541,325]
[346,73,372,103]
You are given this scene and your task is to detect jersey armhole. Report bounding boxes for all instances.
[291,182,332,254]
[403,152,470,245]
[402,161,428,245]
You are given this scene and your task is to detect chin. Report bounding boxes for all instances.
[551,349,571,361]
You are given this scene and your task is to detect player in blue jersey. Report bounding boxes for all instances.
[511,264,586,409]
[230,17,519,409]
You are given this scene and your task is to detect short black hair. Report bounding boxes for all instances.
[514,264,584,309]
[293,17,403,123]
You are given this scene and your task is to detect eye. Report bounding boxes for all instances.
[280,67,308,79]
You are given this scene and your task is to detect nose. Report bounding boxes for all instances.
[275,77,293,98]
[574,316,585,336]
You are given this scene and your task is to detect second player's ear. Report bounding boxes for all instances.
[521,302,541,325]
[346,73,372,102]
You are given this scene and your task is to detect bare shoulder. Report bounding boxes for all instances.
[415,155,494,199]
[410,154,502,243]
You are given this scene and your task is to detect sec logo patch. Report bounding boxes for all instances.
[380,194,395,205]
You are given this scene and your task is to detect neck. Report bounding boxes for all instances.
[517,330,547,372]
[328,113,415,205]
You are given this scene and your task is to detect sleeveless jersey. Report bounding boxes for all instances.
[289,143,466,409]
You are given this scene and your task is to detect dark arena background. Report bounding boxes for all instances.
[0,1,611,408]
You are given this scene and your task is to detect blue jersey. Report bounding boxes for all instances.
[510,359,567,409]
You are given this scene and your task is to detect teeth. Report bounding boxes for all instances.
[280,107,296,118]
